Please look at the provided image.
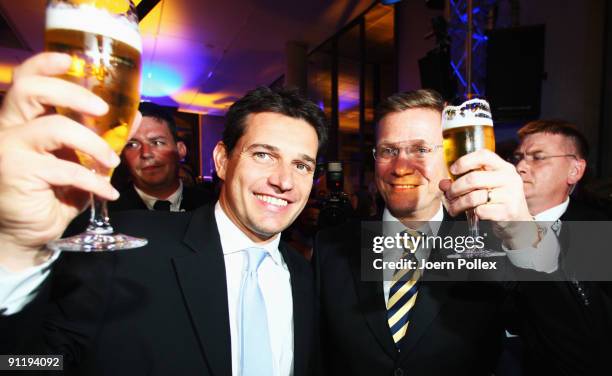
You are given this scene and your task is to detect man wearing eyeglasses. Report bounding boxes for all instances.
[502,120,612,374]
[314,91,609,376]
[510,119,607,221]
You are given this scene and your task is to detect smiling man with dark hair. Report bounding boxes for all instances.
[0,53,327,376]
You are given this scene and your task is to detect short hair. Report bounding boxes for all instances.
[138,101,179,142]
[375,89,445,124]
[223,86,328,155]
[518,119,589,159]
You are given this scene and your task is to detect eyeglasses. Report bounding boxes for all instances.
[507,153,577,165]
[372,142,443,162]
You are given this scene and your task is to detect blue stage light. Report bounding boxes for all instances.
[141,63,183,97]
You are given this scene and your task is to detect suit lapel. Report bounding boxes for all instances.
[397,282,451,358]
[398,212,457,359]
[349,228,397,360]
[126,185,148,210]
[279,243,313,376]
[172,206,232,376]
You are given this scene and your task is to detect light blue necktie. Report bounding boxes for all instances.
[240,247,273,375]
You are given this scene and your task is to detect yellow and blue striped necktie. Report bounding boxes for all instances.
[387,230,422,347]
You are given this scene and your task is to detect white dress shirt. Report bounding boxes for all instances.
[381,204,444,304]
[502,198,568,273]
[214,203,294,376]
[134,181,184,212]
[533,198,569,222]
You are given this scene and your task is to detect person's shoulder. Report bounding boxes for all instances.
[112,205,211,235]
[182,184,216,208]
[564,199,610,221]
[316,219,362,245]
[279,241,311,271]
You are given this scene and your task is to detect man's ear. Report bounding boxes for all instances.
[568,158,586,185]
[177,141,187,160]
[213,141,228,180]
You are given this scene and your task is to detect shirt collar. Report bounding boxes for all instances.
[134,181,183,211]
[534,197,570,222]
[213,201,283,265]
[382,203,444,236]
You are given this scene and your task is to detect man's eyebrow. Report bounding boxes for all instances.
[298,154,316,166]
[247,143,316,165]
[377,139,428,146]
[246,143,279,152]
[522,148,544,154]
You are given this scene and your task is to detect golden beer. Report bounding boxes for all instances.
[45,2,141,175]
[443,125,495,179]
[441,98,495,179]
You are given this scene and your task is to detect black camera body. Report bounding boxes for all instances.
[318,162,353,229]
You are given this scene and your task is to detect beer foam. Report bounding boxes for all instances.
[46,4,142,52]
[442,98,493,130]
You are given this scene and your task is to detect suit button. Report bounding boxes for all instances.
[394,368,404,376]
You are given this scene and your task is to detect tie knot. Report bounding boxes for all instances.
[153,200,172,211]
[400,229,422,254]
[245,247,268,272]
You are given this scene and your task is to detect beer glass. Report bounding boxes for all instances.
[442,98,504,257]
[46,0,147,251]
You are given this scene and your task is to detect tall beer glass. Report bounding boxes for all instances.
[442,98,503,257]
[46,0,146,251]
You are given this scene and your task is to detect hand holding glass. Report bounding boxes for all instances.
[442,98,504,258]
[46,0,146,251]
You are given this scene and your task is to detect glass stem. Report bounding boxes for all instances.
[87,193,114,234]
[466,208,479,238]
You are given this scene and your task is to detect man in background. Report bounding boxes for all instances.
[511,119,608,221]
[112,101,210,212]
[500,119,612,375]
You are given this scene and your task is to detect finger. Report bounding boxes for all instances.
[32,154,119,201]
[449,149,512,177]
[445,170,507,201]
[445,188,504,216]
[18,115,120,168]
[3,76,108,124]
[474,203,509,221]
[439,178,452,193]
[11,52,72,82]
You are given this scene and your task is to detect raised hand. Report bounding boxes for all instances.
[439,149,540,249]
[0,53,128,271]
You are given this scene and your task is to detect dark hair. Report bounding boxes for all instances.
[138,101,179,142]
[223,86,328,155]
[375,89,445,124]
[518,119,589,159]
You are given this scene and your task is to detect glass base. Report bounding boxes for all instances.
[447,248,506,259]
[48,231,147,252]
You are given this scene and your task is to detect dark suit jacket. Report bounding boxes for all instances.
[515,199,612,375]
[314,211,610,376]
[2,205,316,376]
[64,184,214,237]
[108,184,213,212]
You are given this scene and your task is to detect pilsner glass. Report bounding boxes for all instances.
[442,98,504,258]
[46,0,147,251]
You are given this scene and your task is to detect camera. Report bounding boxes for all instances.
[318,162,353,229]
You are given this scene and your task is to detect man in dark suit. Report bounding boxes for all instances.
[314,91,609,376]
[0,53,327,375]
[112,101,210,212]
[500,119,612,374]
